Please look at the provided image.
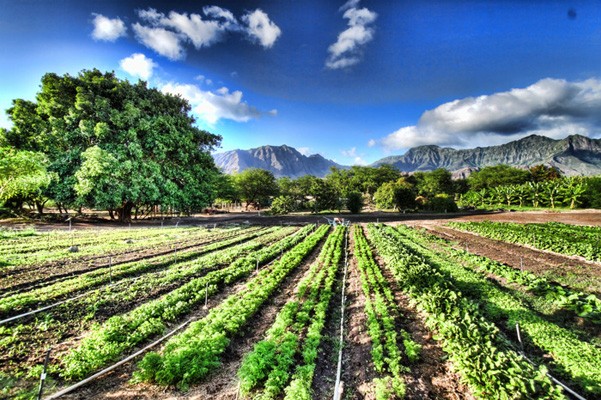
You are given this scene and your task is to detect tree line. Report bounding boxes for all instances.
[2,69,600,220]
[218,164,600,214]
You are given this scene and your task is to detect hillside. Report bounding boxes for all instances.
[212,145,344,178]
[372,134,601,176]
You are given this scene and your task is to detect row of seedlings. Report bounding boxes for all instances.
[366,224,565,399]
[447,221,601,262]
[0,226,226,270]
[237,225,345,400]
[352,225,421,399]
[0,226,268,298]
[411,228,600,323]
[387,224,601,397]
[132,224,331,390]
[0,226,270,317]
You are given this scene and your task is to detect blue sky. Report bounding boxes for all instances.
[1,0,601,165]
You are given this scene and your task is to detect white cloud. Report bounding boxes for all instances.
[341,147,358,157]
[161,82,275,125]
[132,22,185,60]
[381,78,601,151]
[326,1,377,70]
[367,139,376,147]
[242,9,282,48]
[353,156,368,166]
[297,147,311,156]
[91,14,127,41]
[131,7,280,60]
[119,53,157,80]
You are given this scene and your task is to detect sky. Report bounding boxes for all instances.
[1,0,601,166]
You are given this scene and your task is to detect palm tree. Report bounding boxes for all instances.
[560,177,587,209]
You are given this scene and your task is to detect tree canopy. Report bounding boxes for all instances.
[4,69,221,220]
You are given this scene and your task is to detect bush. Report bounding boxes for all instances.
[427,194,458,213]
[346,191,363,214]
[270,195,297,215]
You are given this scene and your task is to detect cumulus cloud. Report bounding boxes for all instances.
[130,6,280,60]
[367,139,376,147]
[381,78,601,150]
[91,14,127,41]
[341,147,359,157]
[161,82,275,125]
[297,147,311,156]
[242,9,282,48]
[119,53,157,80]
[341,147,367,165]
[326,1,377,70]
[132,23,185,60]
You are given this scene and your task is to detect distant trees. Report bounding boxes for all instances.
[0,147,54,213]
[467,165,531,190]
[233,168,278,210]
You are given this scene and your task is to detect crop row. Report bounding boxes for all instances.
[443,243,600,323]
[132,224,330,390]
[59,224,322,381]
[353,225,421,399]
[0,226,252,273]
[0,227,270,317]
[0,226,207,255]
[386,224,601,396]
[366,224,564,399]
[237,225,345,400]
[448,221,601,262]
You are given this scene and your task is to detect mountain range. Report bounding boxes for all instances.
[212,144,344,178]
[212,134,601,178]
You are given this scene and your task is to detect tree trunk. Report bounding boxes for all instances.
[35,200,47,215]
[116,201,134,222]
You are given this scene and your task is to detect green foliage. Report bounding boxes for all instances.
[238,226,345,399]
[449,221,601,262]
[394,224,601,396]
[0,147,54,209]
[582,176,601,208]
[459,177,589,210]
[270,195,297,215]
[346,191,363,213]
[468,165,530,190]
[233,168,278,209]
[414,168,454,197]
[426,193,458,213]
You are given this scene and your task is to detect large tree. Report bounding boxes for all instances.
[468,165,530,191]
[0,147,54,212]
[233,168,278,209]
[5,69,221,220]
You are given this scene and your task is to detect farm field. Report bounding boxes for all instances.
[1,212,600,400]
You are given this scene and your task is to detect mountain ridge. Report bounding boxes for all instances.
[212,144,345,178]
[212,135,601,178]
[371,134,601,176]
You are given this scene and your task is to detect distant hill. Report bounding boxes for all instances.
[372,134,601,177]
[212,145,345,178]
